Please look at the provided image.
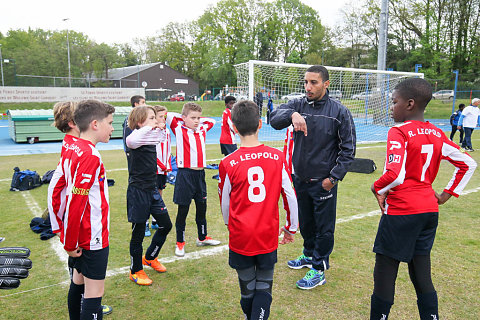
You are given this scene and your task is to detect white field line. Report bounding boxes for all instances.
[20,192,70,277]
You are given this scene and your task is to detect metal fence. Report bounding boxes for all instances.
[13,74,138,88]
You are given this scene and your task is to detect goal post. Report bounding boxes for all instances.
[234,60,423,148]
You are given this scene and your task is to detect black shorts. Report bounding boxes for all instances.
[156,174,167,190]
[220,143,237,156]
[70,246,109,280]
[373,212,438,262]
[229,249,277,270]
[127,185,168,223]
[173,168,207,205]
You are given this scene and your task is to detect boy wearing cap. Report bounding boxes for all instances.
[457,97,480,151]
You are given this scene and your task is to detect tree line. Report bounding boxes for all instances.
[0,0,478,91]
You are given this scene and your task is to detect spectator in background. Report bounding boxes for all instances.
[458,98,480,152]
[449,103,465,144]
[254,91,264,118]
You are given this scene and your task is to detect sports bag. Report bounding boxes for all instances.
[10,167,42,191]
[348,158,377,174]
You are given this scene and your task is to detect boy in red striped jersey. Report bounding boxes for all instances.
[47,101,113,317]
[370,78,477,320]
[220,95,238,156]
[56,100,115,320]
[218,100,298,320]
[166,103,221,257]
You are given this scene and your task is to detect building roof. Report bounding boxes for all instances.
[107,62,162,80]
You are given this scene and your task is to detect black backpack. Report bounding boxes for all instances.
[41,170,56,184]
[10,167,42,191]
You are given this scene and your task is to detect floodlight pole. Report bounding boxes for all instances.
[0,44,4,86]
[377,0,388,71]
[63,18,72,87]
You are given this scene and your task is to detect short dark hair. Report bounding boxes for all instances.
[74,100,115,132]
[459,103,465,109]
[225,96,236,105]
[306,65,329,81]
[231,100,260,136]
[394,78,432,109]
[130,95,145,107]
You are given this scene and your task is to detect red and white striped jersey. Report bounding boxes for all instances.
[220,108,236,144]
[218,144,298,256]
[166,112,215,168]
[283,125,294,175]
[156,129,172,174]
[54,137,110,251]
[373,120,477,215]
[48,134,77,235]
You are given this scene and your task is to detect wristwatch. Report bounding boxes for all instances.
[328,176,338,185]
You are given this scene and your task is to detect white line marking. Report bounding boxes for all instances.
[20,192,69,277]
[0,281,70,298]
[106,245,229,277]
[337,210,381,223]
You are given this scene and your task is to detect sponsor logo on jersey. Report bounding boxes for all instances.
[99,175,105,182]
[388,154,402,164]
[72,186,90,196]
[80,173,92,184]
[389,141,401,150]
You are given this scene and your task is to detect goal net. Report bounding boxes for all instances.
[234,60,423,148]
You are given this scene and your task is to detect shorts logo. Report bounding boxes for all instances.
[389,141,401,150]
[388,154,402,164]
[80,173,92,184]
[99,175,105,182]
[72,186,90,195]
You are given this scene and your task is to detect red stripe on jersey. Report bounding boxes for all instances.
[195,131,204,168]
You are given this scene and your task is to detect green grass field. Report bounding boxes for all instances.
[0,138,479,319]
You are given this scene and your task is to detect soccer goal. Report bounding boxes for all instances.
[234,60,423,148]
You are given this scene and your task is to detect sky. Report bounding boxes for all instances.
[0,0,349,45]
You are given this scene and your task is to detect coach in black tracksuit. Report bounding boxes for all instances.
[270,65,356,289]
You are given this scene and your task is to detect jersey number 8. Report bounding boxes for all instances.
[247,166,266,203]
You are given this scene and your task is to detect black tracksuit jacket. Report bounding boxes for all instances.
[270,92,356,181]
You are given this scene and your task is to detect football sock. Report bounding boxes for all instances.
[68,281,84,320]
[176,205,190,243]
[250,291,272,320]
[195,200,207,241]
[80,297,103,320]
[417,291,439,320]
[237,267,256,320]
[146,212,172,260]
[370,293,393,320]
[240,297,253,320]
[130,223,145,273]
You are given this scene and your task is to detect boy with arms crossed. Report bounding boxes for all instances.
[126,106,172,286]
[57,100,115,320]
[218,100,298,320]
[145,105,172,233]
[167,103,221,257]
[370,78,476,319]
